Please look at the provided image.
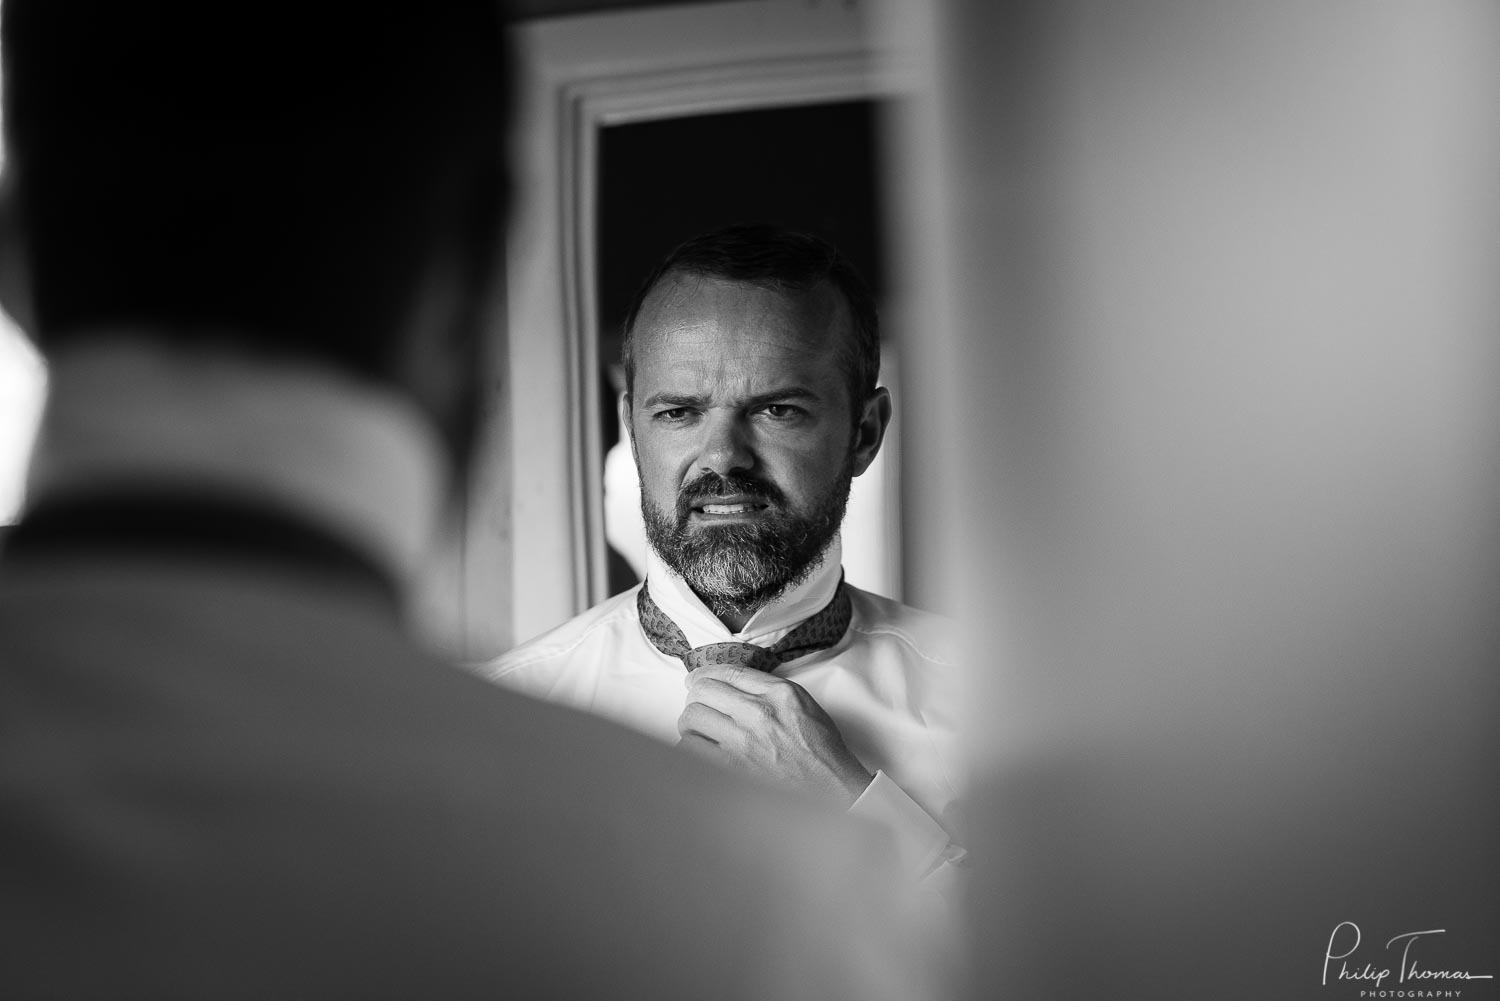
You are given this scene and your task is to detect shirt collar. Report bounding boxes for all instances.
[644,535,844,648]
[24,336,449,588]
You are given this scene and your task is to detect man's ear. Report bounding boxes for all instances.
[618,390,638,461]
[850,386,892,478]
[0,177,37,334]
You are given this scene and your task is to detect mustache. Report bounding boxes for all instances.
[675,472,787,515]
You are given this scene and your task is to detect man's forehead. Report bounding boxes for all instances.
[634,274,850,355]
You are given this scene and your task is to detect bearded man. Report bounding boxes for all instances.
[482,225,965,894]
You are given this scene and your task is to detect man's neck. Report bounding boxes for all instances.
[701,594,767,634]
[27,336,449,585]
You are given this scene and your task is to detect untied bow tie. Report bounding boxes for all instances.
[636,579,853,673]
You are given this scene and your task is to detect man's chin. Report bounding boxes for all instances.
[673,519,772,548]
[680,568,791,610]
[646,497,841,606]
[653,540,782,597]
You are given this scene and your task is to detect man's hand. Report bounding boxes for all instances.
[678,664,875,807]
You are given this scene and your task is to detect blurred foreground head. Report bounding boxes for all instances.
[0,2,508,470]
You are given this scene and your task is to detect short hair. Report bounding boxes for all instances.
[621,224,880,418]
[1,3,508,386]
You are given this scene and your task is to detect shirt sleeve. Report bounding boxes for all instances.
[848,770,969,897]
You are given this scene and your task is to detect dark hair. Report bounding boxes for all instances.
[621,224,880,417]
[1,3,508,386]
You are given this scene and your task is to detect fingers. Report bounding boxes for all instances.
[688,667,809,717]
[677,700,735,743]
[675,732,720,759]
[677,708,739,769]
[700,677,822,738]
[687,675,768,713]
[677,670,871,804]
[685,663,776,694]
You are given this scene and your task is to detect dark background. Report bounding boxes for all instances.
[598,99,884,363]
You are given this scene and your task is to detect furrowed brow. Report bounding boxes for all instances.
[639,392,708,410]
[743,387,821,408]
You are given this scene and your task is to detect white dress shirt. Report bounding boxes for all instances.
[479,539,967,892]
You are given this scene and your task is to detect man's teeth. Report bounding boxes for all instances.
[702,503,755,514]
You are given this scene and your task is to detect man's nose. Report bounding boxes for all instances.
[697,413,754,477]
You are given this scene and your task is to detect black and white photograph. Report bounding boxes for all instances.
[0,2,1494,998]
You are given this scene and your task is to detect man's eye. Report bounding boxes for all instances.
[761,404,802,419]
[655,408,692,422]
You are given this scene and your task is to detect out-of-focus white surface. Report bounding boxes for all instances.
[0,19,43,526]
[0,320,45,524]
[877,0,1499,996]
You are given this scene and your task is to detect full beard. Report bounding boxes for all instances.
[642,462,853,624]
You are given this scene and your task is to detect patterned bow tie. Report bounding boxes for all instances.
[636,579,852,673]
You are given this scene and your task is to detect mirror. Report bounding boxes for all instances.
[595,99,901,599]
